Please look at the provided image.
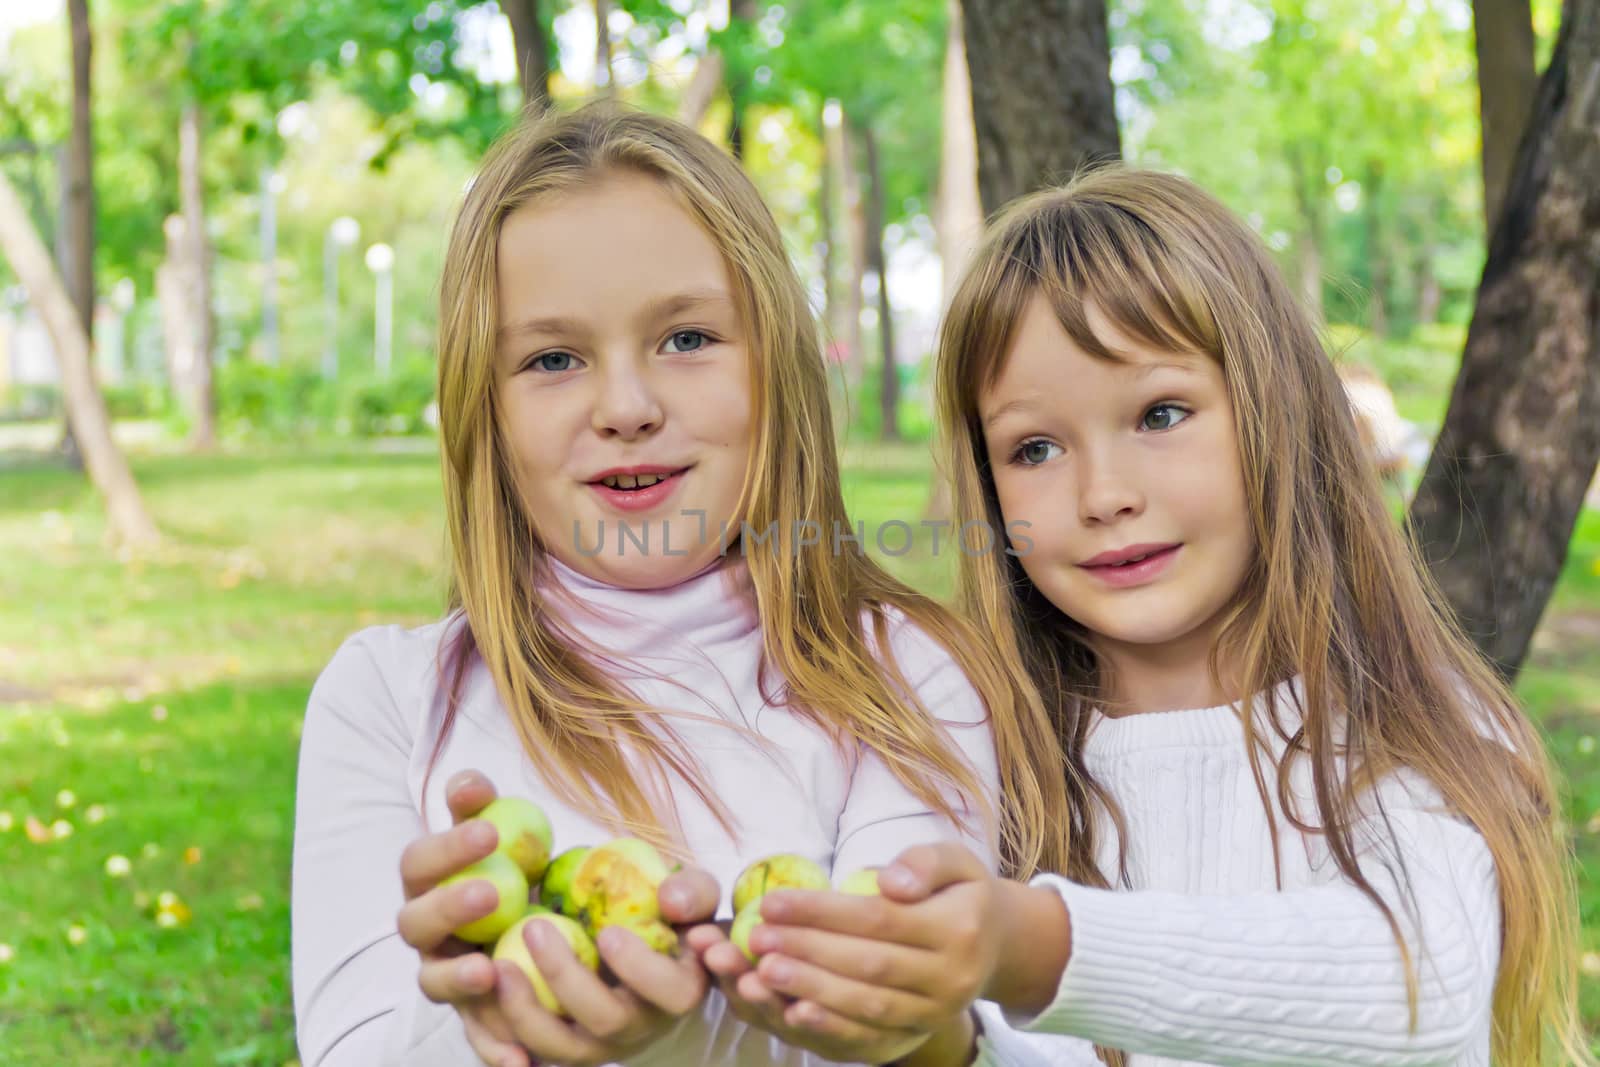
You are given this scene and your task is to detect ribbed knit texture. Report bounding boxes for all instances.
[978,680,1500,1066]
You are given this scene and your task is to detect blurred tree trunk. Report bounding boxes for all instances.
[57,0,95,470]
[830,108,866,387]
[961,0,1120,214]
[1288,147,1326,321]
[177,101,216,449]
[725,0,757,158]
[0,173,160,548]
[501,0,550,106]
[1363,160,1388,337]
[677,49,724,128]
[1409,0,1600,679]
[859,123,899,442]
[595,0,614,94]
[927,0,984,520]
[1472,0,1538,229]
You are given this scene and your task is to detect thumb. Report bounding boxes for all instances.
[878,841,986,903]
[659,866,722,926]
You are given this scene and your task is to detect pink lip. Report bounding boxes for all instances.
[1078,543,1180,588]
[586,466,691,513]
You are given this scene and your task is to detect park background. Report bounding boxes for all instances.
[1,0,1598,1062]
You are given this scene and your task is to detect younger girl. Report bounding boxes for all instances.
[704,167,1588,1065]
[289,103,1075,1067]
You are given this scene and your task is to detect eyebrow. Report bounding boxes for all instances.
[981,360,1202,428]
[497,288,735,343]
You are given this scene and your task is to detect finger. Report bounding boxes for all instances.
[658,867,722,926]
[398,877,503,951]
[684,923,731,957]
[417,951,499,1004]
[495,960,611,1065]
[758,953,944,1031]
[445,770,500,823]
[701,938,755,979]
[735,968,784,1008]
[596,925,707,1016]
[461,1013,532,1067]
[400,819,500,900]
[759,888,938,949]
[879,842,988,902]
[783,999,928,1056]
[748,923,944,997]
[524,918,644,1045]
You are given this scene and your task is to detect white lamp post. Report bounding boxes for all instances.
[365,242,395,377]
[322,215,361,379]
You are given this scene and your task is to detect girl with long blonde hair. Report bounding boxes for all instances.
[289,101,1073,1067]
[704,166,1588,1066]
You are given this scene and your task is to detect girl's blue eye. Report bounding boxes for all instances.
[1141,404,1190,431]
[664,330,709,353]
[1014,439,1062,465]
[531,352,577,373]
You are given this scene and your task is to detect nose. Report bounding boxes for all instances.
[591,359,663,440]
[1078,445,1143,525]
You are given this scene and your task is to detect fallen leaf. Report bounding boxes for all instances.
[184,846,202,865]
[25,816,50,843]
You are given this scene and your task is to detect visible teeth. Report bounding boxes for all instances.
[1117,553,1150,566]
[601,473,666,490]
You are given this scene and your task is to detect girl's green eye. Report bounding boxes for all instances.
[532,352,576,373]
[1016,439,1061,465]
[664,330,709,353]
[1142,404,1190,431]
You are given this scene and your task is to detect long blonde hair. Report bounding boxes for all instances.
[429,100,1072,877]
[935,166,1586,1064]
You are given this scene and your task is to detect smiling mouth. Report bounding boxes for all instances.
[589,468,690,491]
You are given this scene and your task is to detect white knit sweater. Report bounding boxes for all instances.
[975,679,1500,1067]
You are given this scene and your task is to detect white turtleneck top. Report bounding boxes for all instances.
[290,555,1002,1067]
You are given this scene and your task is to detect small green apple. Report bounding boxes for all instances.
[477,797,554,881]
[573,837,674,935]
[731,853,829,914]
[493,913,599,1017]
[729,899,764,963]
[440,851,529,944]
[837,867,881,896]
[540,846,591,919]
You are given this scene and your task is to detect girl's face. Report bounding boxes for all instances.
[496,170,754,589]
[979,291,1255,673]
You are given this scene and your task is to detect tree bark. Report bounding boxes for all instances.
[65,0,93,346]
[960,0,1121,214]
[595,0,614,94]
[57,0,95,469]
[178,101,216,449]
[725,0,758,159]
[1363,160,1389,337]
[831,109,866,386]
[927,0,985,520]
[677,49,724,128]
[0,173,160,547]
[1472,0,1539,230]
[501,0,550,106]
[860,123,899,442]
[1408,0,1600,679]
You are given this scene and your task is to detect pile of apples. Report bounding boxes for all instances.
[445,797,881,1017]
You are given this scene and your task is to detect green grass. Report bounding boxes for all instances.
[1,436,1597,1063]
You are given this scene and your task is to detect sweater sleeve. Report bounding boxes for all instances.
[291,626,493,1067]
[833,612,1004,878]
[1001,771,1501,1066]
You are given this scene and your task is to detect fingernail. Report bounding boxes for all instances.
[466,882,496,910]
[446,770,475,795]
[661,886,689,912]
[882,864,918,894]
[764,959,792,984]
[749,926,777,953]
